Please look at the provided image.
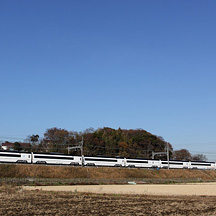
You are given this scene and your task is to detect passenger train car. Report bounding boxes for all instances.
[32,152,81,165]
[0,150,215,170]
[83,156,125,167]
[0,150,31,163]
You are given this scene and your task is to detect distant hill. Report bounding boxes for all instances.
[81,127,172,159]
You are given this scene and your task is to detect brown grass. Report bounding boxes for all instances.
[0,164,216,181]
[0,185,216,215]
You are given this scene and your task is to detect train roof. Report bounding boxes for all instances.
[190,160,215,163]
[84,155,124,159]
[32,152,74,156]
[0,150,31,154]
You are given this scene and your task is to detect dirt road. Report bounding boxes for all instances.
[24,182,216,196]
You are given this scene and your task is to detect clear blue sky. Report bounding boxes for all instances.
[1,1,216,160]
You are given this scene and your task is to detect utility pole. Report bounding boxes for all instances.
[67,137,84,166]
[80,136,83,156]
[152,143,170,170]
[167,143,170,169]
[152,151,167,159]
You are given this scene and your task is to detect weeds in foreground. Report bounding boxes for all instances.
[0,184,20,194]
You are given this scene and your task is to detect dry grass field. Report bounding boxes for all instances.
[1,164,216,181]
[1,185,216,216]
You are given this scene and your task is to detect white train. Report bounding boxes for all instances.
[0,150,215,170]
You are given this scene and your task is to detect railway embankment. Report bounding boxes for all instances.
[0,164,216,185]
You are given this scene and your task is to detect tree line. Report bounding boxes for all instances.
[2,127,207,161]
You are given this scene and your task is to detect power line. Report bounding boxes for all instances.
[190,151,216,155]
[0,136,25,141]
[174,142,216,146]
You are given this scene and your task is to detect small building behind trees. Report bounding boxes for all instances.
[1,142,31,151]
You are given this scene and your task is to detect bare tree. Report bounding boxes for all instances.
[191,154,207,161]
[172,149,192,161]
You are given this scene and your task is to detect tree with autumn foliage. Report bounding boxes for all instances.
[19,127,208,161]
[118,141,129,158]
[172,149,208,161]
[39,127,172,158]
[43,127,70,153]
